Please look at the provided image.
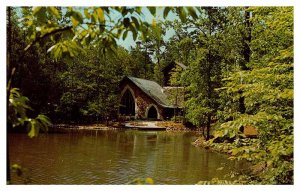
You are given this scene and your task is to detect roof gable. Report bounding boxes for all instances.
[123,76,174,108]
[161,61,187,72]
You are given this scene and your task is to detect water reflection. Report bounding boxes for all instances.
[9,130,246,184]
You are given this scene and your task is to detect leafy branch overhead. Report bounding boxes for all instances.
[22,7,200,58]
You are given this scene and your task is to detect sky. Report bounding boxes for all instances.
[114,7,179,50]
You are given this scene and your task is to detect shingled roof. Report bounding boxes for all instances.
[126,76,175,108]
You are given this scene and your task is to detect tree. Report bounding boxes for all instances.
[54,46,145,123]
[212,7,293,184]
[163,64,184,122]
[129,45,154,80]
[163,19,197,67]
[138,21,167,85]
[181,7,230,140]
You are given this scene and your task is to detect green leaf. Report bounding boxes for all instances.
[152,19,157,27]
[48,7,60,18]
[135,7,142,14]
[71,11,83,27]
[36,114,51,131]
[32,7,42,16]
[187,7,198,19]
[132,30,137,41]
[121,7,129,16]
[71,16,79,27]
[148,7,156,16]
[11,164,22,176]
[84,8,90,18]
[131,16,140,30]
[99,23,105,33]
[33,7,47,23]
[122,30,128,41]
[178,8,187,22]
[91,9,97,23]
[96,8,105,23]
[163,7,171,18]
[229,131,236,139]
[145,178,154,184]
[123,18,130,28]
[129,24,137,40]
[231,148,239,156]
[51,42,63,59]
[27,120,38,138]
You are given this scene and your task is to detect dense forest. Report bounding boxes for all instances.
[7,7,293,184]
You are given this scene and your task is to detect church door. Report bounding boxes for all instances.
[120,89,135,116]
[147,106,158,119]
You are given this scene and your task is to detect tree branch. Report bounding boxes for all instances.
[24,26,72,52]
[84,22,115,28]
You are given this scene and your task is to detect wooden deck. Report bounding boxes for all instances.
[124,121,166,130]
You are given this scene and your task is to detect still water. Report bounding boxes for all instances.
[9,129,246,184]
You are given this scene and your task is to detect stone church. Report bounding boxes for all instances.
[118,61,186,120]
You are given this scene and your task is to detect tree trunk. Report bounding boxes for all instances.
[7,143,11,183]
[6,6,12,183]
[239,7,252,114]
[203,9,213,141]
[238,90,246,114]
[206,114,211,141]
[244,7,252,65]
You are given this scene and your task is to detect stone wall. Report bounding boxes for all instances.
[119,79,163,120]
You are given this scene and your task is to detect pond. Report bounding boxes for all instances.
[8,129,247,184]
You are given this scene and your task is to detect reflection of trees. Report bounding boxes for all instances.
[9,130,245,184]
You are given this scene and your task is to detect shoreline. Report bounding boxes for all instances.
[50,122,199,132]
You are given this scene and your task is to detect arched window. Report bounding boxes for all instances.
[147,106,158,119]
[120,89,135,116]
